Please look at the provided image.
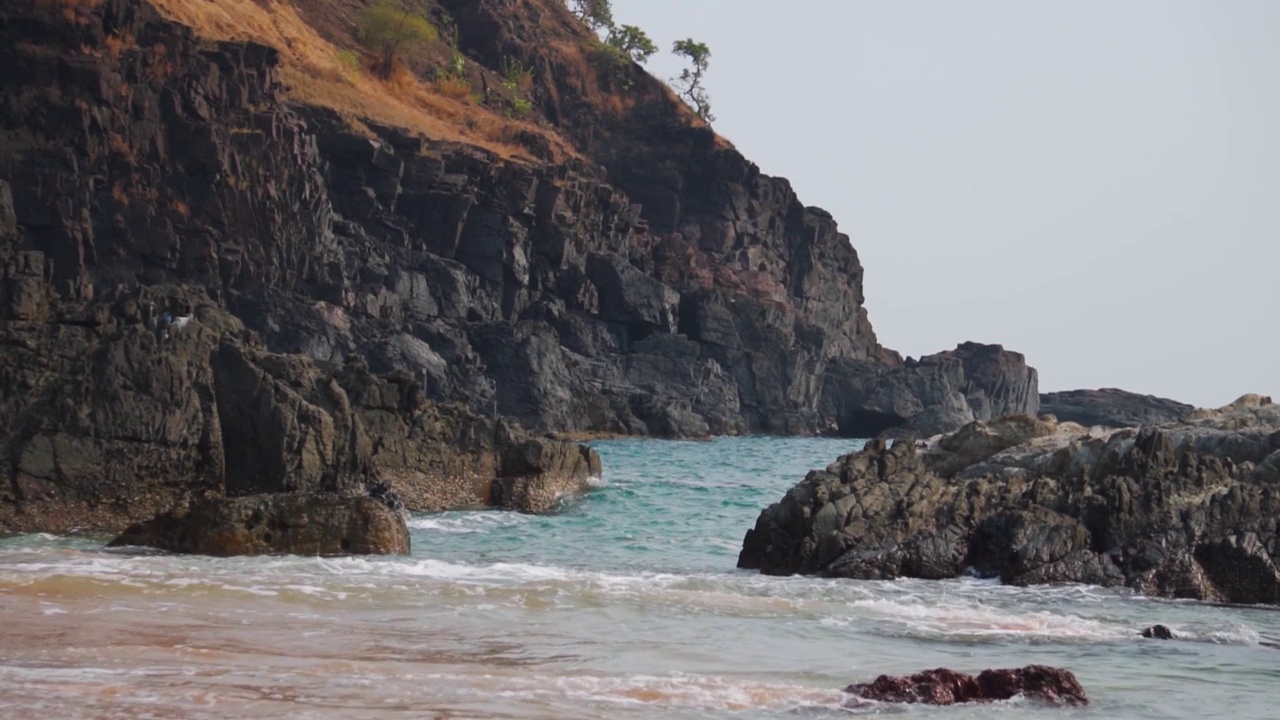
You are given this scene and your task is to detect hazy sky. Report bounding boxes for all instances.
[612,0,1278,407]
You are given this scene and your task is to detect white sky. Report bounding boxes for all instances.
[611,0,1279,407]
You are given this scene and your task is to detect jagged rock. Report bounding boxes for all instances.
[739,403,1280,603]
[109,494,410,556]
[822,342,1040,437]
[845,666,1087,706]
[1040,388,1194,428]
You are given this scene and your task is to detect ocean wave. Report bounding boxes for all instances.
[417,671,846,712]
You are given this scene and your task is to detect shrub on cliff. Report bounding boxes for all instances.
[606,24,657,63]
[358,0,439,79]
[672,38,714,122]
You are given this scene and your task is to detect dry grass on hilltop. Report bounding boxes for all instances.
[148,0,572,161]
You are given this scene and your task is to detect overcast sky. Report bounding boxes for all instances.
[612,0,1278,407]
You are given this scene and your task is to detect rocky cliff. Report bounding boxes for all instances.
[0,0,599,534]
[1,0,1036,535]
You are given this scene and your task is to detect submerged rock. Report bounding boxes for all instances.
[110,494,411,557]
[845,665,1087,706]
[739,400,1280,603]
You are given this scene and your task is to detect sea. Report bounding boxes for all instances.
[2,437,1279,719]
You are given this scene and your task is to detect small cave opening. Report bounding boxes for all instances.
[837,408,908,438]
[626,321,657,346]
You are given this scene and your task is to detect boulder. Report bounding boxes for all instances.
[109,494,410,556]
[493,435,603,513]
[1142,625,1174,639]
[1040,388,1194,428]
[740,403,1280,603]
[845,665,1087,706]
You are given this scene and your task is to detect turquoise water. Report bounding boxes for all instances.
[2,437,1280,718]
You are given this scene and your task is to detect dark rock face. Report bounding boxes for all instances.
[822,343,1040,437]
[739,400,1280,604]
[0,0,604,535]
[110,494,411,556]
[1040,388,1194,428]
[845,665,1087,706]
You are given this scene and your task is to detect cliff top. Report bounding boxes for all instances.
[141,0,719,166]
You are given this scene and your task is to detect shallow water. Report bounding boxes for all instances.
[3,437,1280,719]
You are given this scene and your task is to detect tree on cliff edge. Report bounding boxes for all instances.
[672,39,714,123]
[606,24,658,63]
[358,0,439,79]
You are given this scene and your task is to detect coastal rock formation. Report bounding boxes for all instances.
[109,494,411,556]
[845,666,1088,706]
[1,0,1037,536]
[739,399,1280,604]
[1040,388,1194,428]
[821,343,1040,437]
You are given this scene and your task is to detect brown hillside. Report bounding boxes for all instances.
[148,0,578,160]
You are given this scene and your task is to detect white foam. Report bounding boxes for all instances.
[407,512,534,534]
[825,596,1131,641]
[1176,625,1265,646]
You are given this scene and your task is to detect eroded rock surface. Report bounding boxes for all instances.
[740,399,1280,604]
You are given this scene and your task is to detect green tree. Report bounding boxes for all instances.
[358,0,439,79]
[569,0,614,33]
[606,24,657,64]
[672,38,713,122]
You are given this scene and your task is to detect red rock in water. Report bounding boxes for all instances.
[845,665,1087,707]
